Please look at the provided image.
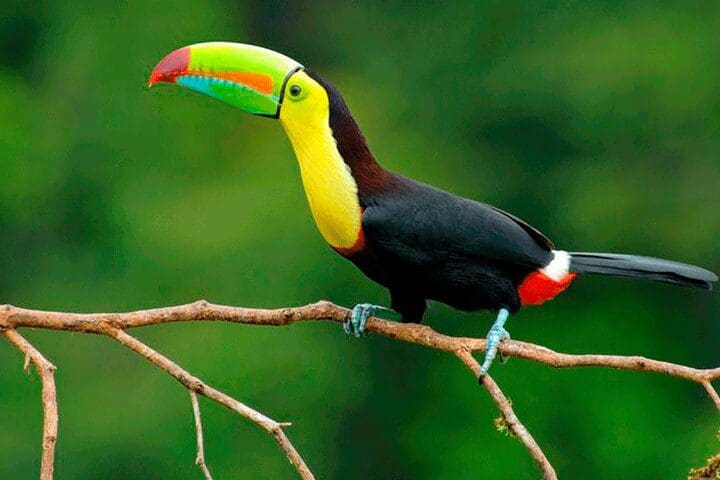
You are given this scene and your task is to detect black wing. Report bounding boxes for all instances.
[361,178,553,270]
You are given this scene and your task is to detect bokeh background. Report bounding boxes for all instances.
[1,1,719,478]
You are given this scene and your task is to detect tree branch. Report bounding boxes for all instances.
[2,329,58,480]
[456,349,557,479]
[2,300,718,479]
[104,327,313,480]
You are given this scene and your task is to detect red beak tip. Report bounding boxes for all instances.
[149,46,191,86]
[147,74,170,88]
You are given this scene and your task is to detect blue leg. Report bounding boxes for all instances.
[344,303,400,337]
[479,308,511,377]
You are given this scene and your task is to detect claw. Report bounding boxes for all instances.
[479,308,511,377]
[499,329,511,364]
[351,303,368,337]
[344,303,397,337]
[343,311,353,335]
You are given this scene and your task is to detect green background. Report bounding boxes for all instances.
[1,1,718,478]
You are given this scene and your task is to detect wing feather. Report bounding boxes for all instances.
[361,179,553,270]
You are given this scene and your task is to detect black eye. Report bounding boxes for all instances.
[289,84,302,97]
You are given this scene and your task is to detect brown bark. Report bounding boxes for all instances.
[3,300,719,479]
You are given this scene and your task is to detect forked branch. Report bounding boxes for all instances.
[2,300,719,480]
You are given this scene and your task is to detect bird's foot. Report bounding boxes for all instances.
[479,308,511,378]
[343,303,397,337]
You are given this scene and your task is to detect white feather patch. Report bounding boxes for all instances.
[541,250,571,281]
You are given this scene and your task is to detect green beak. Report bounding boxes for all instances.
[149,42,303,118]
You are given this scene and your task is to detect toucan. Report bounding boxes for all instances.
[149,42,717,375]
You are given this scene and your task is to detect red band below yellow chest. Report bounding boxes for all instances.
[518,270,577,306]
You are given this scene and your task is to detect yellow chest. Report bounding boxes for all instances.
[280,115,363,250]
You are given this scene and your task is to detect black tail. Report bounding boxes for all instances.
[569,252,718,290]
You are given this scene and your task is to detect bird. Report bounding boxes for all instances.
[149,42,717,376]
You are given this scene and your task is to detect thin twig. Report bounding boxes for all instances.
[190,391,213,480]
[701,381,720,412]
[2,300,718,479]
[2,329,58,480]
[104,327,314,480]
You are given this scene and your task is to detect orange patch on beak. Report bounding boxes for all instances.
[184,71,274,95]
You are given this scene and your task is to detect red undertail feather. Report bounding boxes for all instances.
[518,271,577,306]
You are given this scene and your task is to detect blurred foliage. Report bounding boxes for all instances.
[1,1,719,478]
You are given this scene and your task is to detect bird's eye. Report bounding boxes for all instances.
[289,84,302,97]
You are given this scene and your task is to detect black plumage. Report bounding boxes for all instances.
[356,177,553,319]
[306,71,717,324]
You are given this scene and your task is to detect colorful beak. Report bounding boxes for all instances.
[149,42,303,118]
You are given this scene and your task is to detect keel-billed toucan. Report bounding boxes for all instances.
[149,42,717,375]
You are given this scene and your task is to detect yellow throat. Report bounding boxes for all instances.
[279,71,362,250]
